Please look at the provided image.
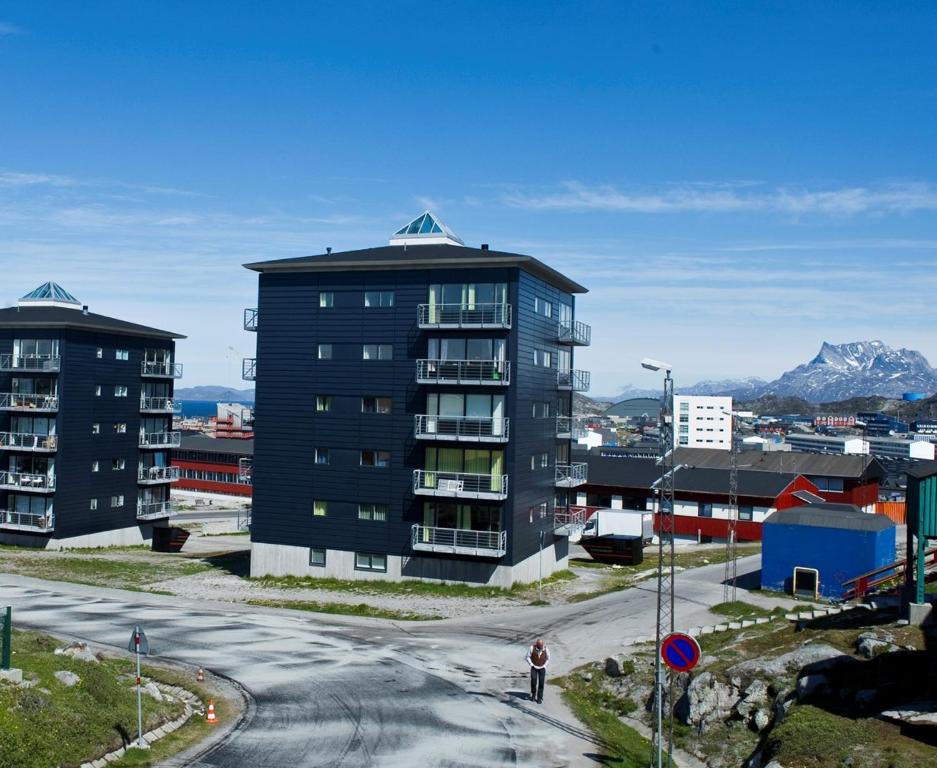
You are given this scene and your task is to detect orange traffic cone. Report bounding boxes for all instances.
[196,667,205,683]
[206,700,218,725]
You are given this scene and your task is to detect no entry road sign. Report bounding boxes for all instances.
[660,632,701,673]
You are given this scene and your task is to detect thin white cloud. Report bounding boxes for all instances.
[503,181,937,216]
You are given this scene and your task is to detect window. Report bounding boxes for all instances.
[698,502,713,518]
[528,502,548,523]
[309,548,326,567]
[112,459,125,471]
[313,500,328,516]
[91,461,99,472]
[533,349,552,367]
[361,397,392,414]
[532,402,551,418]
[314,448,330,465]
[358,503,389,521]
[317,344,332,360]
[91,423,101,434]
[360,450,390,467]
[811,477,844,493]
[316,395,331,412]
[113,423,127,434]
[362,344,393,360]
[739,505,754,522]
[89,499,98,511]
[531,452,549,470]
[319,292,334,308]
[96,347,103,359]
[111,495,124,508]
[114,385,128,397]
[364,290,394,307]
[115,349,129,361]
[355,552,387,572]
[534,297,553,318]
[95,385,102,397]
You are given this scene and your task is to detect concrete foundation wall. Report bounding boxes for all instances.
[0,524,153,550]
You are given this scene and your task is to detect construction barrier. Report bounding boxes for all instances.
[875,501,907,525]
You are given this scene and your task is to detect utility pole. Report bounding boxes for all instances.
[724,411,739,604]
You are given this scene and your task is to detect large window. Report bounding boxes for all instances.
[428,283,507,307]
[362,344,393,360]
[360,450,390,467]
[427,337,505,361]
[355,553,387,572]
[358,503,388,521]
[362,397,392,414]
[12,339,59,366]
[426,393,504,419]
[364,291,394,307]
[424,447,504,481]
[422,502,501,531]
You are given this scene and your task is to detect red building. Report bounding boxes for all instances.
[172,434,253,497]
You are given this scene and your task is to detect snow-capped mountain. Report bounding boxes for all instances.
[679,377,768,399]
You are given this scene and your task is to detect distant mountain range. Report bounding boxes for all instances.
[175,386,255,401]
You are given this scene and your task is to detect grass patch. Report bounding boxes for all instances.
[0,555,211,590]
[246,599,441,621]
[709,601,783,619]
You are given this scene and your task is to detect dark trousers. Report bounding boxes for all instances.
[530,667,545,701]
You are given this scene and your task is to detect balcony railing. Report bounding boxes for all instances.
[141,361,183,378]
[140,396,180,414]
[556,416,572,438]
[244,308,259,331]
[557,369,590,392]
[0,432,58,452]
[553,506,588,536]
[0,354,61,372]
[242,358,256,381]
[139,431,181,449]
[136,500,173,521]
[137,465,181,484]
[1,509,54,532]
[0,393,59,411]
[413,470,509,500]
[411,525,507,558]
[0,471,56,493]
[414,414,510,443]
[416,359,510,386]
[417,303,512,329]
[557,320,591,346]
[238,457,252,482]
[555,462,588,488]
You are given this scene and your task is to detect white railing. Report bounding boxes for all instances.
[137,465,181,483]
[238,457,252,482]
[417,303,512,329]
[411,525,507,557]
[141,361,183,378]
[0,393,59,411]
[242,358,256,381]
[556,416,572,437]
[412,469,508,499]
[557,320,591,346]
[140,396,179,413]
[414,414,509,442]
[136,500,173,520]
[0,354,61,372]
[555,462,588,487]
[0,471,56,492]
[244,308,259,331]
[557,369,590,392]
[1,509,54,532]
[138,431,181,449]
[416,359,510,386]
[554,506,588,530]
[0,432,57,452]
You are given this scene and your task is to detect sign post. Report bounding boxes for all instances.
[1,607,11,670]
[127,626,150,749]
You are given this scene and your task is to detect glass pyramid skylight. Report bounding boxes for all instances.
[18,282,82,309]
[389,211,464,246]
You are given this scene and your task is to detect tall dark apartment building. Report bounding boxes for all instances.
[243,213,590,585]
[0,283,184,548]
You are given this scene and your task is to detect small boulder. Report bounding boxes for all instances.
[752,708,771,732]
[54,670,80,687]
[735,679,770,720]
[54,642,99,664]
[857,636,890,659]
[142,682,163,701]
[0,668,23,685]
[681,672,739,730]
[604,654,633,678]
[796,673,828,700]
[580,671,593,683]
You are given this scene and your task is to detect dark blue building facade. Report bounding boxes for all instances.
[0,283,183,548]
[244,213,590,585]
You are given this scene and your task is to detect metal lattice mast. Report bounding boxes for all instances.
[723,411,739,604]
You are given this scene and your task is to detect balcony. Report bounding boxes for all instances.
[0,354,61,372]
[557,320,591,346]
[0,471,56,493]
[244,308,259,331]
[136,500,173,521]
[557,369,590,392]
[138,466,181,484]
[0,393,59,412]
[555,462,588,488]
[556,416,572,439]
[414,415,510,443]
[0,509,54,532]
[417,303,512,329]
[416,359,510,386]
[140,396,180,414]
[141,361,183,378]
[411,525,507,558]
[553,506,588,537]
[139,431,181,449]
[0,433,57,452]
[242,358,256,381]
[412,470,509,501]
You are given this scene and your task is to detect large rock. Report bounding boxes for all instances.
[54,670,80,687]
[54,642,99,664]
[735,679,770,720]
[681,672,739,730]
[729,643,844,679]
[796,673,829,700]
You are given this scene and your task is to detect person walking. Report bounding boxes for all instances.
[525,638,550,703]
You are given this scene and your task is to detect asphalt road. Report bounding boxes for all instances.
[0,555,785,767]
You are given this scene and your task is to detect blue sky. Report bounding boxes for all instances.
[2,2,936,396]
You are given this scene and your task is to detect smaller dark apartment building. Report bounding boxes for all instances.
[0,283,183,548]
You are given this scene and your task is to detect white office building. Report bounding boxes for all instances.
[674,395,732,450]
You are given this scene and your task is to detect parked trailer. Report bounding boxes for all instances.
[578,509,653,565]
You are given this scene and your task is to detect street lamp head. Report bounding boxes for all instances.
[641,357,672,373]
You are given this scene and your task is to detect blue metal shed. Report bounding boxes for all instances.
[761,504,896,600]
